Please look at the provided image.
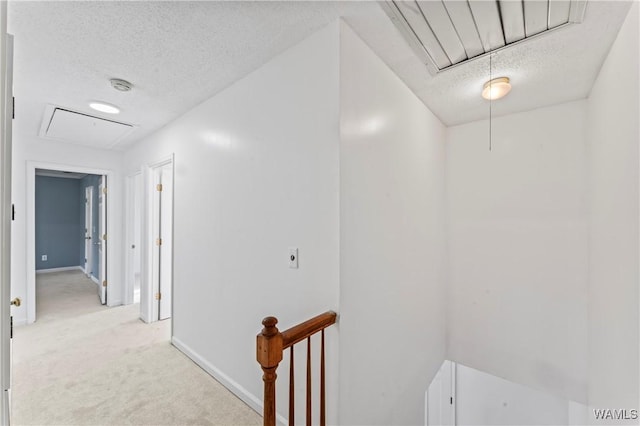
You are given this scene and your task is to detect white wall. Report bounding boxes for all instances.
[123,23,341,422]
[433,361,588,426]
[446,100,589,404]
[457,362,570,425]
[586,2,639,419]
[11,136,124,325]
[339,23,447,425]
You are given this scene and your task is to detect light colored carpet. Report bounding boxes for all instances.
[12,270,261,426]
[34,269,109,322]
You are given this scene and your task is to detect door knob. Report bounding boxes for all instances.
[10,298,21,307]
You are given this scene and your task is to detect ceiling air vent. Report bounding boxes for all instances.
[382,0,588,75]
[39,105,135,149]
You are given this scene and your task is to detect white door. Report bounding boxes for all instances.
[151,163,173,321]
[84,186,93,277]
[426,360,456,426]
[98,176,107,305]
[133,174,142,303]
[127,173,142,304]
[0,29,13,424]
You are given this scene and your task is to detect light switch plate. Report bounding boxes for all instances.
[289,248,298,269]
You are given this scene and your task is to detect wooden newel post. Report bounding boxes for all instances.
[256,316,283,426]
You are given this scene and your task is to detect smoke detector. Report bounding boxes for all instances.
[110,78,133,92]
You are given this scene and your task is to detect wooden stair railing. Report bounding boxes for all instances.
[256,311,337,426]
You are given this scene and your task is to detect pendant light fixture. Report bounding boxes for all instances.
[489,54,493,151]
[482,77,512,100]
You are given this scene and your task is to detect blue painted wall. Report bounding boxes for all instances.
[35,176,83,270]
[80,175,101,279]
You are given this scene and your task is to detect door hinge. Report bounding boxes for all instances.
[12,97,15,120]
[102,280,107,287]
[156,183,163,192]
[155,293,161,300]
[12,204,15,221]
[156,238,162,246]
[103,234,107,241]
[450,397,453,405]
[10,316,13,339]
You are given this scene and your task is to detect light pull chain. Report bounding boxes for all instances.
[489,53,493,152]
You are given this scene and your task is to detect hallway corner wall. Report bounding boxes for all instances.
[123,21,342,423]
[586,2,639,418]
[338,22,448,425]
[446,99,589,404]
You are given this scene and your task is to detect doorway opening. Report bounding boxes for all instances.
[26,162,115,324]
[135,156,174,324]
[34,169,107,314]
[151,161,173,321]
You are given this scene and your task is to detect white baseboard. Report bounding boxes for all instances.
[90,275,99,285]
[171,336,285,425]
[36,266,83,274]
[140,311,150,324]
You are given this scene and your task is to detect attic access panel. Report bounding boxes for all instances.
[40,106,134,149]
[383,0,588,74]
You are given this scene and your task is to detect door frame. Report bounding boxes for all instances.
[140,154,174,324]
[155,162,173,321]
[26,161,115,324]
[0,14,12,423]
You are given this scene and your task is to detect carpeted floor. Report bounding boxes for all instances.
[11,269,261,425]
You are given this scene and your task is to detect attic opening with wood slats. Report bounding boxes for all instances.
[383,0,588,74]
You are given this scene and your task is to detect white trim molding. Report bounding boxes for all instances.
[36,266,83,274]
[171,336,286,425]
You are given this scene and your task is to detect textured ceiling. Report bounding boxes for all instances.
[8,1,375,149]
[8,1,633,150]
[346,0,633,125]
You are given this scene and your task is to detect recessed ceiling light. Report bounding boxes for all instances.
[482,77,511,100]
[89,101,120,114]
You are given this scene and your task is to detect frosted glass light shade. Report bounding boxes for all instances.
[482,77,511,100]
